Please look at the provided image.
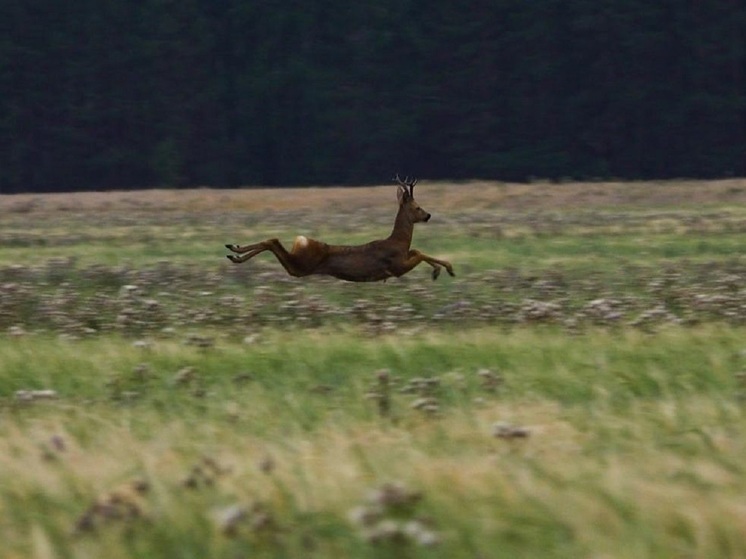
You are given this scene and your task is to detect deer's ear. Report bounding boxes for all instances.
[397,184,410,204]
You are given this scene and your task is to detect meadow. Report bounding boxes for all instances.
[1,179,746,559]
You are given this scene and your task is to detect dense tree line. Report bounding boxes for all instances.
[1,0,744,192]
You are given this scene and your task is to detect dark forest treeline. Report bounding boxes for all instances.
[1,0,744,192]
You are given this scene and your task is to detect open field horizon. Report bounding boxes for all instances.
[2,180,746,558]
[3,178,746,214]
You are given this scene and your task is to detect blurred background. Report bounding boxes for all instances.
[1,0,744,192]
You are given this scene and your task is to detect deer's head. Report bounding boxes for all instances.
[395,175,431,223]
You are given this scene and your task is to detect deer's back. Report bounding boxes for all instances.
[313,238,402,282]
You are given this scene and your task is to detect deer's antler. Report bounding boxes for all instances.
[394,174,418,196]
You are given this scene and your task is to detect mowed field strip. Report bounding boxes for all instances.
[1,180,746,558]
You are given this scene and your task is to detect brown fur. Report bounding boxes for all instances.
[226,177,455,282]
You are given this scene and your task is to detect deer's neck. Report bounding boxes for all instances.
[388,207,414,248]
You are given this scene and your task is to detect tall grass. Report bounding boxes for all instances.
[2,325,746,558]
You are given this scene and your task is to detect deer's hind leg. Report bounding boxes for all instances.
[226,246,265,263]
[225,240,269,263]
[226,235,313,256]
[226,242,263,254]
[225,238,311,277]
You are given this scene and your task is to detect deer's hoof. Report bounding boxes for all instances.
[225,244,237,252]
[432,267,441,281]
[226,255,238,263]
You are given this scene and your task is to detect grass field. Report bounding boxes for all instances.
[1,180,746,558]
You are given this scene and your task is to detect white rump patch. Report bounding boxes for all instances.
[293,235,309,250]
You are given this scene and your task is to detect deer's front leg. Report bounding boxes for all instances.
[419,251,455,280]
[394,250,455,280]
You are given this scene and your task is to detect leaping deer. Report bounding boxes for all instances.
[225,176,455,282]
